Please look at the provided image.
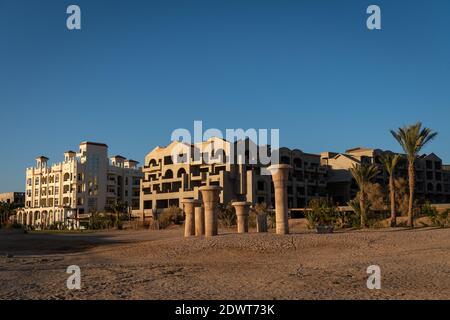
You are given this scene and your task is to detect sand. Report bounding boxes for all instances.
[0,221,449,300]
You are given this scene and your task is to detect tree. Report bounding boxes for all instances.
[380,153,401,227]
[110,200,128,223]
[350,164,379,228]
[391,122,437,227]
[0,202,15,224]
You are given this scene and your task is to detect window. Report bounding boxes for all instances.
[55,187,59,195]
[125,177,129,185]
[27,178,32,186]
[55,198,59,206]
[35,177,39,185]
[35,189,39,196]
[257,181,265,191]
[55,174,59,183]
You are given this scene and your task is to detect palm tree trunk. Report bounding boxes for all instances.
[359,192,366,228]
[390,176,396,227]
[408,163,415,228]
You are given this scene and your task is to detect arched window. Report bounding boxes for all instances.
[63,173,70,181]
[164,169,173,179]
[148,159,157,167]
[177,168,186,178]
[281,156,290,165]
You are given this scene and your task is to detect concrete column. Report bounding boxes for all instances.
[195,206,205,236]
[181,199,200,237]
[268,164,291,235]
[199,186,222,237]
[232,201,251,233]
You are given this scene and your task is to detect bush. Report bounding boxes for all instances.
[218,202,236,228]
[89,213,114,230]
[158,206,183,229]
[423,203,449,228]
[306,198,338,228]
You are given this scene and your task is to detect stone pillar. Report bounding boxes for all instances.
[195,206,205,236]
[181,199,200,237]
[256,214,268,233]
[199,186,222,237]
[232,201,251,233]
[268,164,291,235]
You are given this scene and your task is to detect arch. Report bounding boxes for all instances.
[427,183,434,192]
[148,159,157,166]
[293,158,303,168]
[177,168,187,178]
[63,173,70,181]
[163,169,173,179]
[49,210,54,224]
[281,156,291,165]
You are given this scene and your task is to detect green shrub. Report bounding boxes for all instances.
[158,206,183,229]
[89,213,114,230]
[218,202,236,228]
[307,198,338,228]
[423,203,449,228]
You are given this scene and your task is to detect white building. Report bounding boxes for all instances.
[18,142,142,228]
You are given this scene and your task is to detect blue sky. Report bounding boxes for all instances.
[1,0,449,192]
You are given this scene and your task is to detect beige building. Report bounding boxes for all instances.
[140,138,328,217]
[321,147,450,204]
[0,192,25,206]
[18,142,142,228]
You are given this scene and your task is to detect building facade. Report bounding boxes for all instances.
[0,192,25,206]
[18,142,143,228]
[139,138,329,217]
[321,147,450,204]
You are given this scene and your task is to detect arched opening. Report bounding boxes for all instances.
[293,158,303,168]
[164,169,173,179]
[177,168,186,178]
[281,156,290,165]
[63,173,70,181]
[148,159,157,167]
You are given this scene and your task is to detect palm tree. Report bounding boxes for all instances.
[350,164,379,228]
[391,122,438,227]
[380,153,401,227]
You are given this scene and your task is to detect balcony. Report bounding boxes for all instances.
[144,163,162,172]
[317,167,327,174]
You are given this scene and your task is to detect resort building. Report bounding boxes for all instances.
[0,192,25,206]
[321,147,450,204]
[18,142,143,228]
[140,138,329,217]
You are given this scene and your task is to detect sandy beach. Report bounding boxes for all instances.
[0,221,449,300]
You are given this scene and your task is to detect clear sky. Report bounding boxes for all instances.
[1,0,449,192]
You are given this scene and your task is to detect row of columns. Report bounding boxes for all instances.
[182,164,292,237]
